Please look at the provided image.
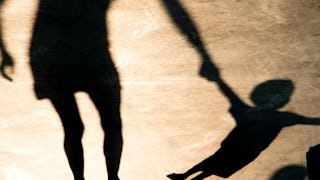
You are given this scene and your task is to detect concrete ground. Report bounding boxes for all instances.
[0,0,319,179]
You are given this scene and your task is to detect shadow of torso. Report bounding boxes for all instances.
[224,103,296,151]
[29,0,118,99]
[212,101,302,177]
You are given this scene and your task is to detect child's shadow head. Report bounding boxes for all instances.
[250,79,295,110]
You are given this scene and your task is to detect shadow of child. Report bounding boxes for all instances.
[168,73,320,180]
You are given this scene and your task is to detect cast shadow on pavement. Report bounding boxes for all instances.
[0,0,14,81]
[161,1,320,179]
[28,1,217,179]
[168,70,320,179]
[28,1,122,180]
[161,0,219,81]
[306,144,320,180]
[0,0,218,179]
[270,165,307,180]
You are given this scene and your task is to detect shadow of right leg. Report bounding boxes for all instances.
[50,94,85,180]
[88,87,122,180]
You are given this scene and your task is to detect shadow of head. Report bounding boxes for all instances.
[270,165,307,180]
[250,79,294,110]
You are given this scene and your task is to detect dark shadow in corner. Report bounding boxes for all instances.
[306,144,320,180]
[270,165,307,180]
[29,1,122,180]
[0,0,14,81]
[161,0,219,81]
[168,68,320,180]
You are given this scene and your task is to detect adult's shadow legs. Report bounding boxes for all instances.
[49,85,122,180]
[50,94,85,180]
[88,86,123,180]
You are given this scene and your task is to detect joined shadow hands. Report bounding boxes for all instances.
[199,53,220,81]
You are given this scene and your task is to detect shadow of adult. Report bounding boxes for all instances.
[28,1,121,179]
[0,0,14,81]
[168,68,320,180]
[270,165,307,180]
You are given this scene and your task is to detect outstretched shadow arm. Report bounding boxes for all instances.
[161,0,218,81]
[302,118,320,125]
[284,112,320,126]
[294,116,320,125]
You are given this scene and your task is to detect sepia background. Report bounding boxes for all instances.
[0,0,319,179]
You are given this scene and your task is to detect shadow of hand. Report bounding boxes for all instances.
[199,55,219,81]
[0,50,14,81]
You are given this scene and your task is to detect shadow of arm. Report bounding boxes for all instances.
[215,76,245,107]
[285,112,320,126]
[161,0,205,52]
[297,117,320,125]
[161,0,219,81]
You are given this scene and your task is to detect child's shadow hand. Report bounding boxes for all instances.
[199,55,220,81]
[0,50,14,81]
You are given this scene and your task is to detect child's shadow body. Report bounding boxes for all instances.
[168,78,320,180]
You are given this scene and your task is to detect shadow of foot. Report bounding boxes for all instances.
[167,173,186,180]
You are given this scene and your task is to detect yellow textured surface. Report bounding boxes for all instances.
[0,0,319,179]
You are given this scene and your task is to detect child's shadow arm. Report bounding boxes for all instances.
[285,112,320,126]
[297,117,320,125]
[215,76,246,108]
